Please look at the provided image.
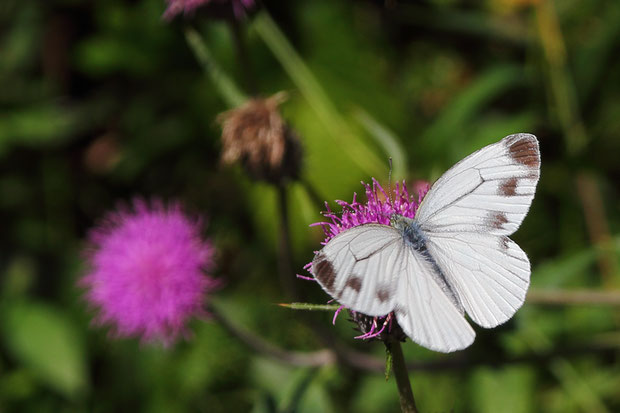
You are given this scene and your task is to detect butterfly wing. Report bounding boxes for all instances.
[312,224,475,352]
[415,133,540,236]
[416,133,540,328]
[424,233,530,328]
[312,224,404,316]
[394,249,475,352]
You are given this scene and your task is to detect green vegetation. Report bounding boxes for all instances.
[1,0,619,411]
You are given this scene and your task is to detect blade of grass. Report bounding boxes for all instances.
[419,64,523,160]
[252,11,386,177]
[535,0,588,154]
[184,26,247,108]
[353,107,408,180]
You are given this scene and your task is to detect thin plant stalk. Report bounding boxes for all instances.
[387,339,419,413]
[228,18,258,95]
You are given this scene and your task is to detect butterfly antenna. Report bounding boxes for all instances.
[388,157,394,205]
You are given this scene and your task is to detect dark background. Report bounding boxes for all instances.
[1,0,619,411]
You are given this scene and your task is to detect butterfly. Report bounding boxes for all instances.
[311,133,540,352]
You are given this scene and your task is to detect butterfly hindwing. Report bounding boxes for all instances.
[425,232,530,328]
[394,250,475,352]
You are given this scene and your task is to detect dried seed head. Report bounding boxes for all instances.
[218,93,302,184]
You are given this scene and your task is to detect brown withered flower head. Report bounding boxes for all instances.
[218,93,302,184]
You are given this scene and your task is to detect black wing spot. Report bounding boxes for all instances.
[313,253,337,293]
[499,177,518,196]
[377,287,391,303]
[345,276,363,292]
[487,211,508,229]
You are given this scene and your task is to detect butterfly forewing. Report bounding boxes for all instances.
[415,134,540,236]
[416,133,540,329]
[312,225,404,316]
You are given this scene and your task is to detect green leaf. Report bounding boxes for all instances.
[420,64,524,161]
[1,300,89,399]
[250,358,334,413]
[0,105,77,156]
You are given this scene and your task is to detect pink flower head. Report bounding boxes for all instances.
[163,0,255,20]
[305,178,429,341]
[80,199,218,345]
[313,178,429,243]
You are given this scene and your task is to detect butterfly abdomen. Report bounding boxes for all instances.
[391,214,464,312]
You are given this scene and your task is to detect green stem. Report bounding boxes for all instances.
[228,18,258,95]
[388,340,419,413]
[184,26,247,108]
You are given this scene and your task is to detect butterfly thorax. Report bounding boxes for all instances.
[389,214,427,251]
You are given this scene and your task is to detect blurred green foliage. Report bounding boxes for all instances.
[1,0,619,411]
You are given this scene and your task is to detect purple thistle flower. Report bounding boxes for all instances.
[312,178,429,243]
[163,0,255,20]
[306,178,430,341]
[80,199,218,345]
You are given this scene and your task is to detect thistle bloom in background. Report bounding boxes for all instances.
[218,92,303,184]
[163,0,255,20]
[305,179,429,341]
[80,199,218,345]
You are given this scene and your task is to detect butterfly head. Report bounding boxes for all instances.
[389,214,415,231]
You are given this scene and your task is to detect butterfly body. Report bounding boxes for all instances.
[390,214,426,251]
[312,133,541,352]
[390,214,463,311]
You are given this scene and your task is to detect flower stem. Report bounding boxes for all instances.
[228,18,258,95]
[387,340,419,413]
[208,302,336,366]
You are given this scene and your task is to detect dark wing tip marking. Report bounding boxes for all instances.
[313,253,337,293]
[499,177,518,196]
[345,276,363,293]
[507,135,540,168]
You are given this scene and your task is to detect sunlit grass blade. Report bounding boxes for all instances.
[252,11,386,177]
[353,107,408,180]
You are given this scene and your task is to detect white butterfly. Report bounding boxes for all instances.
[312,133,540,352]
